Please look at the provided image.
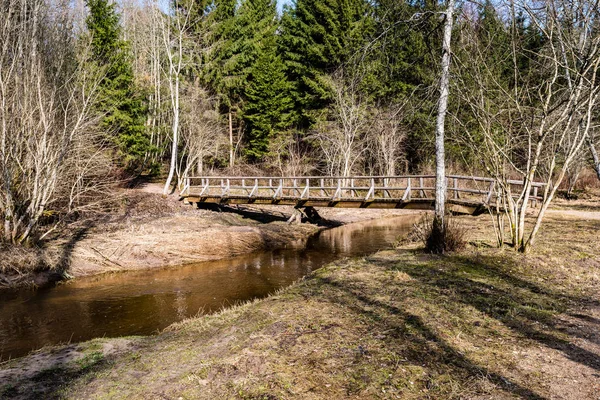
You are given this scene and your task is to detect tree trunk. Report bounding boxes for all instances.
[163,75,179,196]
[434,0,455,225]
[587,136,600,180]
[229,111,234,168]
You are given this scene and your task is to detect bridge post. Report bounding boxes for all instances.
[402,178,411,201]
[484,181,494,204]
[249,179,258,197]
[453,177,459,199]
[333,178,342,199]
[273,179,283,199]
[301,179,310,199]
[365,178,375,200]
[383,178,389,198]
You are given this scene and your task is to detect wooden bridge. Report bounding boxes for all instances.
[180,175,545,216]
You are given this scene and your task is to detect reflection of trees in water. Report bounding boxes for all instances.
[175,291,187,319]
[0,216,418,359]
[317,217,414,255]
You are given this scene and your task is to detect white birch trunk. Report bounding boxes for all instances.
[434,0,455,224]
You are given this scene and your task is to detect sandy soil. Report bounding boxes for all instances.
[0,184,419,288]
[65,185,418,277]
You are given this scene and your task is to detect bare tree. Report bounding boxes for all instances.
[177,85,226,180]
[457,0,600,252]
[369,104,408,176]
[587,136,600,180]
[0,0,105,244]
[158,0,195,195]
[122,0,170,167]
[310,70,370,177]
[267,132,314,176]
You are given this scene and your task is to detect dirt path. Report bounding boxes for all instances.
[547,208,600,220]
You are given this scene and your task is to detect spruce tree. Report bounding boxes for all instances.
[202,0,240,110]
[85,0,149,171]
[279,0,373,127]
[364,0,439,169]
[243,38,294,160]
[202,0,293,161]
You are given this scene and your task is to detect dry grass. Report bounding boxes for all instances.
[1,207,599,399]
[409,213,467,254]
[0,243,49,274]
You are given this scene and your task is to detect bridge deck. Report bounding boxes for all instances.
[180,175,544,216]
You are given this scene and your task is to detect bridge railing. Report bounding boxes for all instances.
[180,175,545,206]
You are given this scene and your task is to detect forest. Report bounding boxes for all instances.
[1,0,599,249]
[2,0,600,396]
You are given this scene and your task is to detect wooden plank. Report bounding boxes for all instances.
[182,174,545,213]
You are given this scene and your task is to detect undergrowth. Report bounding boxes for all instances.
[408,213,467,254]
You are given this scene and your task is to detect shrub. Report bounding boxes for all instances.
[410,213,467,254]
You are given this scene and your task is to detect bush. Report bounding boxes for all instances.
[410,213,467,254]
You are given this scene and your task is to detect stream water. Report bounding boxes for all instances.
[0,215,418,360]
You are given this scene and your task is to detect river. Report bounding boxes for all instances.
[0,215,419,360]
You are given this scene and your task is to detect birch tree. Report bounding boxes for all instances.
[434,0,456,230]
[159,0,195,195]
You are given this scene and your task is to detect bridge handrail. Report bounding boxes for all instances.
[184,175,436,180]
[183,175,546,189]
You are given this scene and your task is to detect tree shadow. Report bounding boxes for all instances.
[0,343,117,399]
[196,203,342,227]
[316,274,548,399]
[55,222,95,274]
[374,252,600,372]
[197,203,290,223]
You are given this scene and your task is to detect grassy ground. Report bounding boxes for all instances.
[1,209,599,399]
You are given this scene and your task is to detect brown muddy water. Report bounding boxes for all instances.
[0,215,419,360]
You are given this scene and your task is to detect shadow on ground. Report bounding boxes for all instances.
[197,203,342,227]
[3,247,598,399]
[311,250,599,398]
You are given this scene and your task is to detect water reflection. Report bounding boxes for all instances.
[0,214,419,359]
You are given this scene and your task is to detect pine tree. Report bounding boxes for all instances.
[243,40,294,160]
[85,0,150,170]
[201,0,293,161]
[279,0,373,127]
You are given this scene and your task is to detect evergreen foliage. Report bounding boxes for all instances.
[202,0,240,109]
[199,0,294,160]
[365,0,440,169]
[243,42,294,160]
[85,0,150,170]
[279,0,374,127]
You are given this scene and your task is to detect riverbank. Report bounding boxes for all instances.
[1,207,598,399]
[0,186,416,289]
